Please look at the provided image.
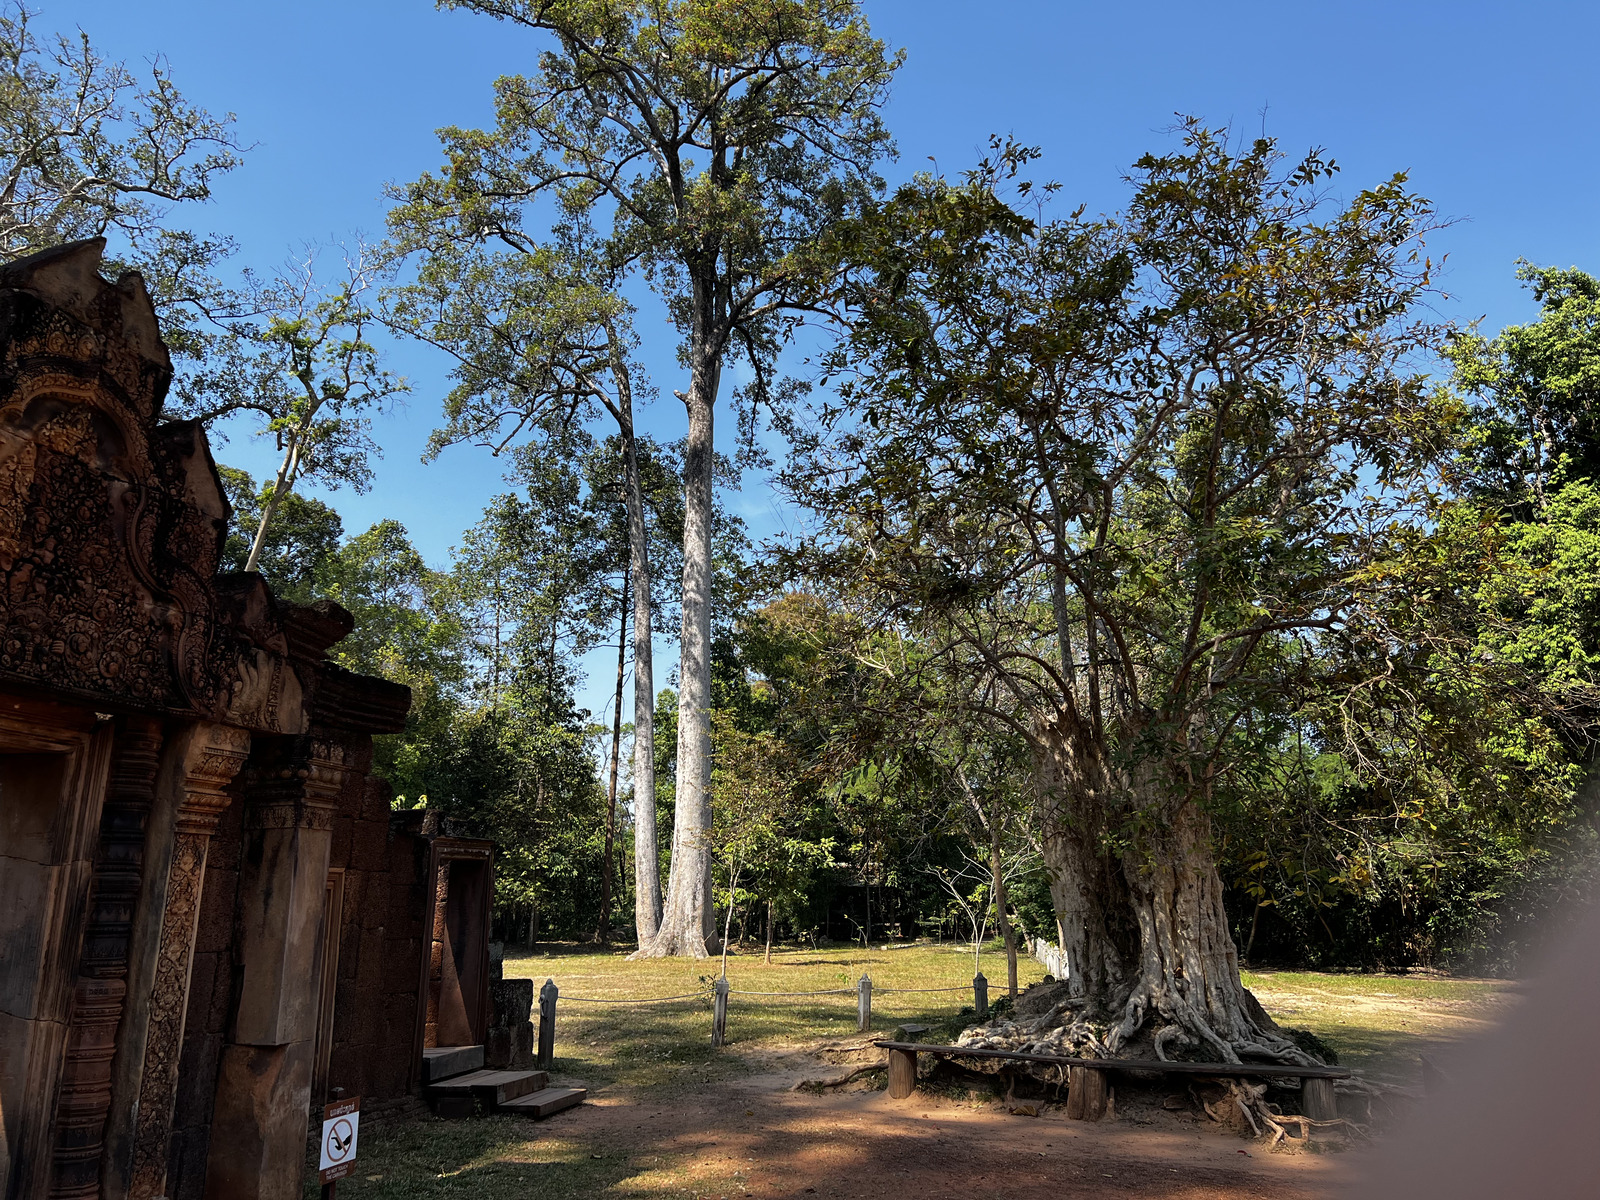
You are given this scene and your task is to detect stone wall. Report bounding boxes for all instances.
[0,239,447,1200]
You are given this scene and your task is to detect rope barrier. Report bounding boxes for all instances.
[556,983,976,1002]
[875,985,972,994]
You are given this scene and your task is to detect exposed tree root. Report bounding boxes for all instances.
[792,1061,885,1090]
[1193,1078,1367,1145]
[1106,980,1318,1068]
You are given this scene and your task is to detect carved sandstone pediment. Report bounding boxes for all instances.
[0,239,408,736]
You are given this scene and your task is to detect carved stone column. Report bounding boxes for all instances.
[204,737,351,1200]
[125,724,249,1200]
[48,716,164,1200]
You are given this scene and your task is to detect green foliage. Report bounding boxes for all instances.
[214,465,344,601]
[176,246,408,570]
[406,0,901,345]
[0,3,247,400]
[302,506,620,936]
[0,3,240,256]
[1214,261,1600,972]
[774,123,1600,989]
[710,712,836,928]
[1448,263,1600,507]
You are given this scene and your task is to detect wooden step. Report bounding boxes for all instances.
[421,1045,484,1084]
[428,1093,477,1119]
[427,1068,549,1108]
[499,1086,586,1119]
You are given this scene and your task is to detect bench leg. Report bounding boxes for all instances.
[1066,1066,1107,1121]
[1302,1078,1338,1122]
[887,1047,918,1099]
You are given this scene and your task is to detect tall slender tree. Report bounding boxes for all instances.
[576,436,685,940]
[178,244,407,566]
[393,0,900,954]
[383,216,673,940]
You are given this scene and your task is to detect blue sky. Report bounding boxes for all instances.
[45,0,1600,720]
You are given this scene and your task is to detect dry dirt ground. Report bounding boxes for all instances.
[333,952,1520,1198]
[536,1051,1356,1200]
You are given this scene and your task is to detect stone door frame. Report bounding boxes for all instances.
[0,697,115,1200]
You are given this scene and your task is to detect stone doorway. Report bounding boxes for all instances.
[311,868,346,1106]
[422,840,493,1051]
[0,704,113,1200]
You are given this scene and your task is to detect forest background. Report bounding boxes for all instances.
[19,0,1600,975]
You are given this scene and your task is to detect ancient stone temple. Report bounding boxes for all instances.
[0,239,491,1199]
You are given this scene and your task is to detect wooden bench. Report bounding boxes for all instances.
[872,1040,1351,1121]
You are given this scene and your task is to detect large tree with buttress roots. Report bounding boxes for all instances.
[784,127,1458,1062]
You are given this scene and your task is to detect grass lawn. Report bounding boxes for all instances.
[504,939,1043,1093]
[311,940,1032,1199]
[308,941,1519,1197]
[1242,967,1519,1083]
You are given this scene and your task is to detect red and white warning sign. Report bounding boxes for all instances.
[318,1096,361,1184]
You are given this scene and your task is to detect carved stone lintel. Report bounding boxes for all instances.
[243,737,352,832]
[126,723,249,1200]
[174,724,250,837]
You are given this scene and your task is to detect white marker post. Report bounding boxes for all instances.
[318,1095,361,1196]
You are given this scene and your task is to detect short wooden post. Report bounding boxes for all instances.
[1066,1065,1108,1121]
[712,976,730,1047]
[887,1046,918,1099]
[973,972,988,1019]
[1303,1077,1338,1122]
[536,978,557,1069]
[857,974,872,1032]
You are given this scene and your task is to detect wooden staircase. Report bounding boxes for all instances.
[422,1046,586,1120]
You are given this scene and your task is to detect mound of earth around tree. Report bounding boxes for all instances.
[956,981,1331,1076]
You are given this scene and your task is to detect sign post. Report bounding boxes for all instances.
[318,1095,360,1197]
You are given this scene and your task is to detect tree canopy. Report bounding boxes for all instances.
[8,1,1599,994]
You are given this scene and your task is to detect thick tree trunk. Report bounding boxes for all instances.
[1108,796,1309,1063]
[1035,715,1134,1008]
[638,334,719,957]
[1034,716,1310,1064]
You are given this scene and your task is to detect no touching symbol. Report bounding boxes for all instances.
[326,1118,354,1161]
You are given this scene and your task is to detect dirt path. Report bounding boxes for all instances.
[555,1052,1357,1199]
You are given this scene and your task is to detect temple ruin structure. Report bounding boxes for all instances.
[0,239,492,1199]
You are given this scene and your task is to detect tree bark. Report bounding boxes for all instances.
[989,812,1019,999]
[595,572,627,943]
[765,897,774,965]
[244,438,302,573]
[1034,715,1133,1008]
[638,331,719,957]
[1034,716,1313,1064]
[605,322,663,945]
